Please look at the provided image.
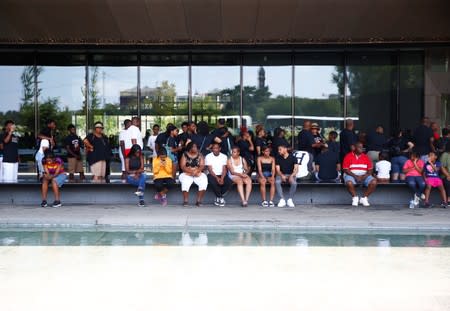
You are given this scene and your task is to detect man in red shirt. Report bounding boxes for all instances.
[343,142,377,206]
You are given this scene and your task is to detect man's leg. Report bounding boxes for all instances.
[275,175,284,199]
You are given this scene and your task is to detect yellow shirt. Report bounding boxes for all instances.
[152,157,173,179]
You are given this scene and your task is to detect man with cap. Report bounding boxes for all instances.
[64,124,85,181]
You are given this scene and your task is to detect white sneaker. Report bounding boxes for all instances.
[287,198,295,208]
[359,196,370,207]
[352,196,359,206]
[278,198,286,208]
[420,193,426,200]
[413,194,420,206]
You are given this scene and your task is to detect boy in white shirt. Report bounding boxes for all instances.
[375,152,391,183]
[205,142,232,206]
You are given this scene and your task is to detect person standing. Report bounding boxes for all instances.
[205,142,231,207]
[83,121,111,182]
[126,116,143,155]
[254,125,268,156]
[1,120,19,182]
[179,142,208,207]
[366,125,387,166]
[413,117,435,162]
[126,144,147,207]
[342,142,377,206]
[340,119,358,161]
[119,119,132,180]
[38,119,57,150]
[35,139,50,179]
[275,144,299,208]
[64,124,85,181]
[236,130,255,175]
[147,124,160,160]
[387,129,414,182]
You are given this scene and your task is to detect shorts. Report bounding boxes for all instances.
[344,174,375,187]
[68,157,84,174]
[425,177,443,188]
[90,160,106,177]
[262,171,272,178]
[54,174,67,187]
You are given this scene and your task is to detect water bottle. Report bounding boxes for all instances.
[409,200,415,209]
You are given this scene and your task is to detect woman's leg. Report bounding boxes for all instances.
[258,177,267,201]
[194,174,208,203]
[406,176,418,195]
[233,177,245,203]
[244,177,252,202]
[269,178,276,201]
[438,185,447,202]
[424,184,431,203]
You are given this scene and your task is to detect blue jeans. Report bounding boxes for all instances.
[405,176,425,196]
[127,173,147,199]
[391,156,408,174]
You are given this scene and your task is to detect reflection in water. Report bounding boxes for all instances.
[0,230,448,247]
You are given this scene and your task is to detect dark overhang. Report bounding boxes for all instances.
[0,0,449,47]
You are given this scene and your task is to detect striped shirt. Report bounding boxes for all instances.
[342,152,372,176]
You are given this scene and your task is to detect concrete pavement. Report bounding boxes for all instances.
[1,203,449,231]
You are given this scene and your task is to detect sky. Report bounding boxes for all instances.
[0,65,338,112]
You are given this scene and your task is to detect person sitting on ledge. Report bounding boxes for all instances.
[205,142,232,207]
[275,144,299,208]
[342,142,377,207]
[227,146,252,207]
[422,151,447,208]
[314,144,341,183]
[152,148,174,207]
[257,146,276,208]
[40,150,67,208]
[126,144,147,207]
[179,142,208,207]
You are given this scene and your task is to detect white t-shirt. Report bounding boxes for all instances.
[205,152,228,176]
[376,160,391,179]
[147,135,158,157]
[127,125,143,149]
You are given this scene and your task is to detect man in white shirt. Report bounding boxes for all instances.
[205,142,232,207]
[125,116,143,156]
[147,124,160,159]
[119,119,131,180]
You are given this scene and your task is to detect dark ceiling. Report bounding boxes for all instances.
[0,0,449,46]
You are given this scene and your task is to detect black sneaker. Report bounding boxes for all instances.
[40,200,48,208]
[52,200,62,208]
[440,202,447,209]
[183,201,189,207]
[138,200,145,207]
[213,197,221,207]
[196,201,203,207]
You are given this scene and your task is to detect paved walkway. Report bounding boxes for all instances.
[1,203,449,231]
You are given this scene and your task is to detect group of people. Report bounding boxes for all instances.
[1,115,450,209]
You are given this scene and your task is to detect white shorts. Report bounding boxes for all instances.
[179,173,208,192]
[2,162,18,182]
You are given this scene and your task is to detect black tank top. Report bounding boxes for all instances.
[261,162,272,172]
[129,156,141,170]
[185,152,200,168]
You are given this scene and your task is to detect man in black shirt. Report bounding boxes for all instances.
[38,119,57,150]
[413,117,435,161]
[1,120,19,182]
[315,145,341,182]
[64,124,85,181]
[366,125,387,166]
[340,119,358,160]
[297,120,315,154]
[275,144,298,208]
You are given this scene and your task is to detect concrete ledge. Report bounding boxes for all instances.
[0,180,423,206]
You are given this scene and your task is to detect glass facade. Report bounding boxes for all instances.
[0,51,424,174]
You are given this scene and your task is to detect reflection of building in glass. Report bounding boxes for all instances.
[120,86,157,108]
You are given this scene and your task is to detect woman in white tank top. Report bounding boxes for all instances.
[227,146,252,207]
